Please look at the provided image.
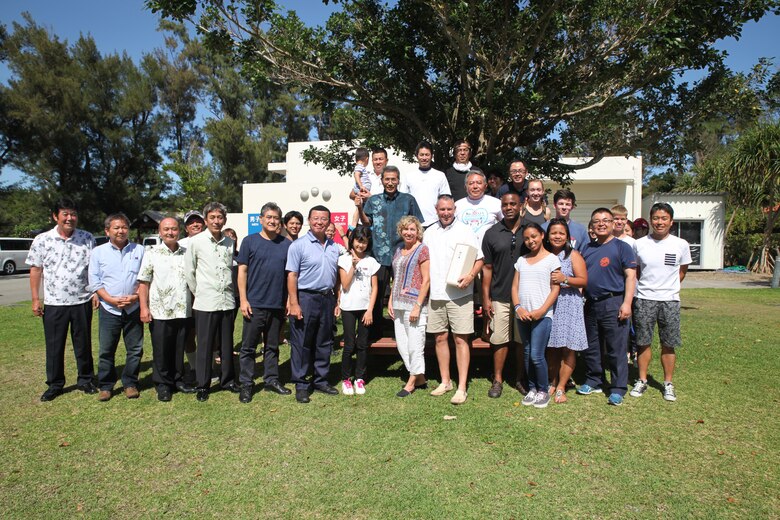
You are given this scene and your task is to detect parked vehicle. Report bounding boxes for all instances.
[142,235,162,248]
[0,237,34,275]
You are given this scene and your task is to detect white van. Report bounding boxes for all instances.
[142,235,162,248]
[0,237,34,275]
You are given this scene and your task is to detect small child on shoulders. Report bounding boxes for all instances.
[352,147,371,195]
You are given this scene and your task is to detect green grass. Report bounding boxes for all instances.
[1,289,778,518]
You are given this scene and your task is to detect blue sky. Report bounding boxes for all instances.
[1,1,778,183]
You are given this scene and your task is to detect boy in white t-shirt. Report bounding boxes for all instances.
[630,202,691,402]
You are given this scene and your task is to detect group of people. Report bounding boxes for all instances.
[28,140,691,409]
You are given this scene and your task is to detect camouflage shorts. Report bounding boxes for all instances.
[633,298,682,348]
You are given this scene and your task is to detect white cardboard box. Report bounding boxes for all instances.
[446,243,478,286]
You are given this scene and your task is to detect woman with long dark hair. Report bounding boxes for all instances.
[545,218,588,403]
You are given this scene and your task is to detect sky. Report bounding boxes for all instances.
[1,1,778,183]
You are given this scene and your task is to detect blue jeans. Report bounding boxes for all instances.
[518,317,552,393]
[98,306,144,390]
[582,295,630,396]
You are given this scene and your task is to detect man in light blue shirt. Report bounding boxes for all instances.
[286,205,341,403]
[88,213,145,401]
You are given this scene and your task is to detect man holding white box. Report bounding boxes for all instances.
[423,194,484,405]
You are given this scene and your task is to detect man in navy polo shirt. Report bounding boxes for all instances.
[237,202,292,403]
[578,208,637,406]
[286,205,341,403]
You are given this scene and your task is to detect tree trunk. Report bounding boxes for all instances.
[752,206,780,274]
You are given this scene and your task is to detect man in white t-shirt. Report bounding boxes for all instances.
[455,171,503,246]
[630,202,691,402]
[424,195,484,405]
[401,141,451,227]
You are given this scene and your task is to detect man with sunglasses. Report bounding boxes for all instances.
[578,208,637,406]
[480,192,527,398]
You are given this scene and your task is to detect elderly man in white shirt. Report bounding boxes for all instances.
[455,170,503,246]
[424,194,484,405]
[138,217,195,402]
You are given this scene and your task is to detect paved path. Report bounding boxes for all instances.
[0,274,31,306]
[681,271,772,289]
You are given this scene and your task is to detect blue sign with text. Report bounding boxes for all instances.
[247,213,262,235]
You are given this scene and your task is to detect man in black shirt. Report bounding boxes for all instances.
[445,139,482,201]
[481,192,527,397]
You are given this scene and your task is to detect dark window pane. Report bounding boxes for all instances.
[678,221,702,245]
[689,245,701,266]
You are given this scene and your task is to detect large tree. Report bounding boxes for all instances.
[0,14,167,229]
[147,0,778,179]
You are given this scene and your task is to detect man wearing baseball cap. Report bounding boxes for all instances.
[177,209,205,389]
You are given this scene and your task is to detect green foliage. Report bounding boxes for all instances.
[148,0,778,180]
[1,14,327,219]
[0,14,168,229]
[0,185,51,236]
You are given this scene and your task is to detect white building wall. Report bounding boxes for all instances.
[642,193,726,270]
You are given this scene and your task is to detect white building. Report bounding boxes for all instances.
[642,192,726,270]
[227,141,643,242]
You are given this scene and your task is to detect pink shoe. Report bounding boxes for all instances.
[341,379,354,396]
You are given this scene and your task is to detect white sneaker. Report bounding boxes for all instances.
[354,379,366,395]
[663,382,677,402]
[341,379,354,396]
[630,380,648,397]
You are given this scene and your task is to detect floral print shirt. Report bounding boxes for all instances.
[25,227,95,305]
[137,243,192,320]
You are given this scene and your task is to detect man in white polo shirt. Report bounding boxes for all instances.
[401,141,451,227]
[424,194,484,405]
[630,202,691,402]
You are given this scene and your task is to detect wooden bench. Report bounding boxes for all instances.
[340,335,492,355]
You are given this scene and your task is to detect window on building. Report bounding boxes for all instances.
[672,221,701,267]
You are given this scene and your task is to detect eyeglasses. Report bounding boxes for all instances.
[509,169,527,174]
[510,233,517,254]
[591,219,614,225]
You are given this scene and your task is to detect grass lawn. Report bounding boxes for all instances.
[0,289,778,518]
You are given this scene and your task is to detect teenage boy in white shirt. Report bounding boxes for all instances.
[630,202,691,402]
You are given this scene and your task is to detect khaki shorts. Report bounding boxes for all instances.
[427,296,474,335]
[489,300,520,345]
